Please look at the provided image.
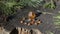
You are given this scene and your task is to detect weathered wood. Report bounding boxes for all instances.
[32,29,42,34]
[17,27,21,34]
[0,27,3,34]
[17,27,42,34]
[0,27,10,34]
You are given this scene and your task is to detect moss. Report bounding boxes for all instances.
[45,31,54,34]
[43,0,56,9]
[53,12,60,28]
[0,0,45,16]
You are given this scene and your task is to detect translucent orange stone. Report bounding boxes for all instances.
[28,11,36,20]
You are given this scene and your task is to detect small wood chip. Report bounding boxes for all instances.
[28,23,30,26]
[35,23,37,25]
[20,21,23,23]
[22,17,25,20]
[24,22,27,25]
[37,20,41,25]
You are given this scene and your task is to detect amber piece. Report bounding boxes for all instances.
[28,11,36,20]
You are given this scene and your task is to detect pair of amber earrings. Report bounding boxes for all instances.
[19,11,42,26]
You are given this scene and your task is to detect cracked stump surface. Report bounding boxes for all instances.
[1,0,60,34]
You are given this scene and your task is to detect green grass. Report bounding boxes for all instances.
[0,0,45,16]
[53,13,60,28]
[45,31,54,34]
[5,2,16,7]
[43,0,56,9]
[0,0,56,16]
